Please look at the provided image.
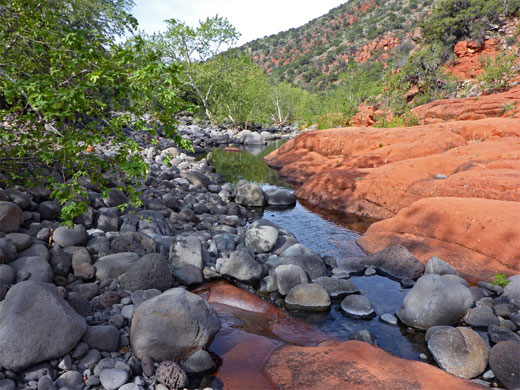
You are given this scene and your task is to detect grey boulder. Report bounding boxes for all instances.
[0,202,23,233]
[397,274,473,330]
[340,294,376,319]
[264,189,296,208]
[119,253,173,291]
[52,225,88,247]
[234,181,265,207]
[9,256,53,283]
[216,250,263,283]
[94,252,140,282]
[0,281,87,370]
[424,256,456,276]
[285,283,330,312]
[245,225,279,253]
[274,264,308,296]
[362,245,424,280]
[315,277,359,299]
[489,340,520,389]
[169,234,203,286]
[130,288,220,361]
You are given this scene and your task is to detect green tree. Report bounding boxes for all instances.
[158,15,240,124]
[0,0,188,225]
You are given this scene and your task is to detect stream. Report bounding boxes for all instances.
[201,141,430,387]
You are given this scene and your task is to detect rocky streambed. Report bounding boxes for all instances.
[0,121,519,390]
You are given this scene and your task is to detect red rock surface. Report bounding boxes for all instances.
[447,39,499,80]
[412,85,520,124]
[265,341,485,390]
[357,197,520,283]
[194,282,484,390]
[265,117,520,281]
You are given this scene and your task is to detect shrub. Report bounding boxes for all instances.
[478,51,518,93]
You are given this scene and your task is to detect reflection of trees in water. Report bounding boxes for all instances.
[209,141,289,187]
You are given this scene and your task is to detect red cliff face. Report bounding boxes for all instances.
[265,117,520,281]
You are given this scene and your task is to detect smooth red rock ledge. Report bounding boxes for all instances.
[194,282,485,390]
[357,197,520,284]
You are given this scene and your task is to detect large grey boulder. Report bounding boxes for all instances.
[245,225,279,253]
[169,234,203,286]
[5,233,32,251]
[397,274,473,330]
[130,288,220,361]
[0,201,23,233]
[285,283,330,312]
[274,264,308,296]
[9,256,53,283]
[361,245,424,280]
[0,281,87,370]
[489,340,520,389]
[53,225,88,247]
[119,254,173,291]
[234,181,265,207]
[94,252,140,282]
[111,232,156,256]
[216,250,263,283]
[278,244,327,281]
[264,189,296,208]
[428,327,489,379]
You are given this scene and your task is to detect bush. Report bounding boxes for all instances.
[478,51,519,93]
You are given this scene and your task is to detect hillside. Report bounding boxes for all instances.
[242,0,438,91]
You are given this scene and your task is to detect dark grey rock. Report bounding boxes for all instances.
[48,245,71,276]
[489,340,520,389]
[86,235,111,255]
[78,349,102,370]
[0,265,15,285]
[278,244,327,281]
[67,292,93,317]
[349,329,378,346]
[55,371,83,389]
[464,307,499,328]
[130,289,161,306]
[274,264,308,296]
[340,294,376,320]
[37,376,55,390]
[264,188,296,208]
[95,209,120,232]
[181,350,215,374]
[494,303,516,318]
[285,283,330,312]
[53,225,87,247]
[119,253,173,291]
[38,201,60,221]
[209,233,237,255]
[18,243,49,262]
[397,274,473,330]
[234,181,265,207]
[362,245,424,280]
[9,256,53,283]
[94,252,139,282]
[169,234,203,285]
[216,250,263,283]
[103,189,128,208]
[82,325,120,352]
[5,233,32,251]
[315,277,358,299]
[156,361,188,390]
[111,232,156,256]
[0,281,87,370]
[20,362,56,382]
[428,326,488,379]
[130,288,220,361]
[186,171,209,187]
[0,202,23,233]
[0,238,16,264]
[5,190,30,210]
[0,379,15,390]
[424,256,456,276]
[488,325,520,344]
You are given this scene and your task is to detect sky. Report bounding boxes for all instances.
[131,0,348,46]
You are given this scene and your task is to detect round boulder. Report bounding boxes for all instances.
[0,281,87,370]
[234,182,266,207]
[245,225,279,253]
[216,250,263,284]
[489,340,520,389]
[285,283,330,312]
[130,288,220,362]
[274,264,308,296]
[397,274,473,330]
[119,254,173,291]
[0,201,23,233]
[340,294,376,320]
[361,245,424,280]
[428,327,489,379]
[53,225,88,247]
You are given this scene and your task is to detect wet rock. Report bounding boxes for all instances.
[264,189,296,208]
[425,256,457,276]
[315,277,358,299]
[94,252,139,282]
[0,281,87,370]
[361,245,424,280]
[489,340,520,389]
[216,250,263,284]
[119,253,173,291]
[234,181,265,207]
[285,283,330,312]
[82,325,120,352]
[130,288,220,361]
[464,307,499,328]
[273,264,308,296]
[155,361,188,390]
[380,313,398,325]
[0,202,23,233]
[428,327,488,379]
[340,295,376,320]
[397,274,473,330]
[349,329,378,346]
[245,225,279,253]
[52,225,87,247]
[181,350,215,374]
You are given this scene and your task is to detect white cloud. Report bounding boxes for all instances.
[132,0,347,46]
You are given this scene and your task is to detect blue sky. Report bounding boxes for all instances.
[131,0,348,46]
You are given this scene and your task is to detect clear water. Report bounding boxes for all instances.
[208,142,428,362]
